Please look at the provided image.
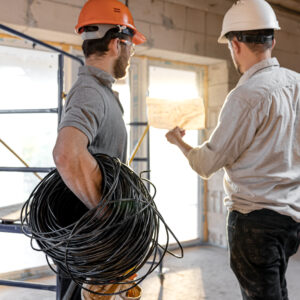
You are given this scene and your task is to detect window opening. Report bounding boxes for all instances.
[148,64,202,243]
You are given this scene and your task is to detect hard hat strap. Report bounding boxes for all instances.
[81,24,134,41]
[237,33,274,44]
[116,25,134,37]
[81,24,117,40]
[226,31,274,44]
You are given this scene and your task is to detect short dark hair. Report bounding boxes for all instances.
[226,29,274,53]
[81,26,131,58]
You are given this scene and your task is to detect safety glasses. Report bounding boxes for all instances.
[120,39,135,56]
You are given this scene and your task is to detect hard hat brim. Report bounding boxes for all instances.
[218,35,228,44]
[133,30,146,45]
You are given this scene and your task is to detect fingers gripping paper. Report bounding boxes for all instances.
[146,97,205,130]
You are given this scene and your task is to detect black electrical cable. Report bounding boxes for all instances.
[21,153,183,296]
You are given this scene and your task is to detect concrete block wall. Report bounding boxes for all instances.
[206,61,228,246]
[1,0,298,71]
[1,0,299,247]
[0,0,298,89]
[1,0,296,103]
[207,170,227,247]
[272,9,300,71]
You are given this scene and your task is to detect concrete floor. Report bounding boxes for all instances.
[0,245,300,300]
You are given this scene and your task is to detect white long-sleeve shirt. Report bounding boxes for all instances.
[187,58,300,222]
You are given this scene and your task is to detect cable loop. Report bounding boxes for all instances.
[21,153,183,296]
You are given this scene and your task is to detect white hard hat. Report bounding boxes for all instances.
[218,0,281,44]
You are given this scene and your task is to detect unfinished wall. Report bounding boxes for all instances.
[0,0,299,72]
[0,0,299,247]
[0,0,298,104]
[205,62,228,246]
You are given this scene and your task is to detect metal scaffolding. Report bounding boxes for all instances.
[0,23,83,300]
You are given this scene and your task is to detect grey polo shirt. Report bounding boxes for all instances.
[187,58,300,222]
[58,65,127,163]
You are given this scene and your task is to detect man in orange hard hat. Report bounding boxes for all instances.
[166,0,300,299]
[52,0,145,298]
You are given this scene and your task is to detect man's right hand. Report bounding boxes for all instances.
[165,126,186,146]
[165,126,193,157]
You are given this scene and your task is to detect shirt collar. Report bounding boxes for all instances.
[78,65,116,88]
[237,57,280,87]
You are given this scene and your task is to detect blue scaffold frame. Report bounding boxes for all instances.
[0,23,83,300]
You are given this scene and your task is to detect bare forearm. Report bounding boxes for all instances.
[176,139,193,157]
[53,127,103,210]
[55,152,102,210]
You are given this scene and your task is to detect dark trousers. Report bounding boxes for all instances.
[227,209,300,300]
[57,266,82,300]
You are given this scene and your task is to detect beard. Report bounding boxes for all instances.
[113,48,130,79]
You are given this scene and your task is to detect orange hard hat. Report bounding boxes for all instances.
[75,0,146,45]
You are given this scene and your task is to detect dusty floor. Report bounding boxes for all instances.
[0,245,299,300]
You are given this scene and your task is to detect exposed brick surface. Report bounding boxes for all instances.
[0,0,27,26]
[208,62,228,86]
[150,23,184,52]
[208,84,227,108]
[183,31,205,56]
[186,8,205,34]
[276,30,300,55]
[163,2,186,30]
[206,12,223,37]
[126,0,164,25]
[31,0,80,34]
[45,0,85,7]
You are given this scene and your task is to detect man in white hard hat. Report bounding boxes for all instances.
[165,0,300,299]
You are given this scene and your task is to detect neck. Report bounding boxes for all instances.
[242,51,271,73]
[85,55,115,77]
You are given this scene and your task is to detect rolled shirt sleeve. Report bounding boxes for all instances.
[187,91,266,179]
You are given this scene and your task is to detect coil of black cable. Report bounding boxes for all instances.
[21,153,183,296]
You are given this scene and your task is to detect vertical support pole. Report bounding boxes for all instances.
[57,54,64,125]
[203,65,209,242]
[203,66,209,131]
[56,54,64,300]
[141,58,149,188]
[129,57,149,177]
[147,124,150,181]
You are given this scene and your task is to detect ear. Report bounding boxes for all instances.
[108,38,120,57]
[272,38,276,50]
[231,39,241,55]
